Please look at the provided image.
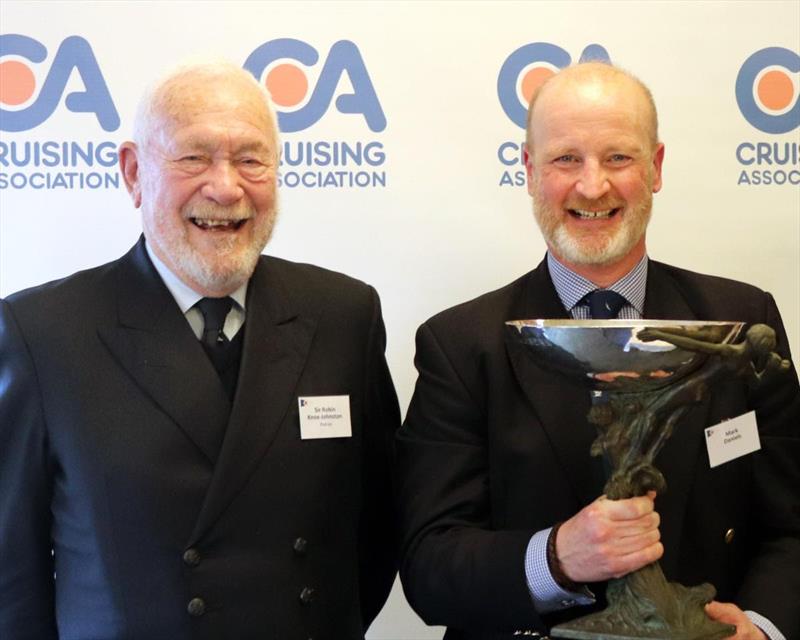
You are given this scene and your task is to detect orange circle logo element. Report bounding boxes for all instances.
[0,60,36,106]
[266,64,308,108]
[521,67,555,105]
[757,70,795,111]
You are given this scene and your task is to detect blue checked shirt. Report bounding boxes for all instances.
[523,253,785,640]
[546,251,647,321]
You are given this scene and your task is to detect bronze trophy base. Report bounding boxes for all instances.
[551,564,734,639]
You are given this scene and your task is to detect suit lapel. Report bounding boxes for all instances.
[188,257,317,544]
[505,259,603,509]
[97,239,230,463]
[642,261,696,321]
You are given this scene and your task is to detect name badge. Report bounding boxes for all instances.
[298,395,352,440]
[705,410,761,468]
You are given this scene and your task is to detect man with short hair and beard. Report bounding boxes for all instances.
[0,62,399,639]
[396,63,800,639]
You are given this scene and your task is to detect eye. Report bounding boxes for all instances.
[178,154,205,163]
[609,153,631,163]
[238,157,272,179]
[554,154,578,164]
[172,154,208,174]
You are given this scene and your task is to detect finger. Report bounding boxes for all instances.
[608,527,662,555]
[613,510,661,538]
[602,495,656,521]
[575,500,658,547]
[705,600,742,624]
[705,601,764,639]
[605,541,664,578]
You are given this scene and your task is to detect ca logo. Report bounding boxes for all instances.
[497,42,611,129]
[735,47,799,135]
[243,38,385,133]
[0,34,119,132]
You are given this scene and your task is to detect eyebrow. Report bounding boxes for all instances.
[234,140,273,153]
[174,137,273,155]
[543,139,646,156]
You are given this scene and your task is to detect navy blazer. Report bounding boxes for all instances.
[396,258,800,639]
[0,238,400,640]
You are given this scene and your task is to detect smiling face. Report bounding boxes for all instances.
[525,64,664,282]
[120,67,279,296]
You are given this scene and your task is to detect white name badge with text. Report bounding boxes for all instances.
[298,395,352,440]
[705,410,761,468]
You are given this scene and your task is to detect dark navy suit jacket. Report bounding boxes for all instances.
[396,258,800,639]
[0,238,400,639]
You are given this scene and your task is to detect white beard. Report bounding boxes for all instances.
[531,176,652,267]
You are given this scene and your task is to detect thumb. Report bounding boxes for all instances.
[705,601,737,624]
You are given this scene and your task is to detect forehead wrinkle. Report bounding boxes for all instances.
[153,71,252,120]
[234,140,273,154]
[536,108,647,158]
[154,113,276,159]
[137,65,278,149]
[527,62,658,150]
[170,131,236,150]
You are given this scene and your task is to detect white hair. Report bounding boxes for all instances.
[131,58,280,156]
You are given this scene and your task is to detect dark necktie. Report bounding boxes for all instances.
[196,296,234,373]
[584,289,627,319]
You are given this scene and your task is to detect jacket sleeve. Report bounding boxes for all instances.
[396,320,541,633]
[736,293,800,636]
[357,287,401,630]
[0,300,58,638]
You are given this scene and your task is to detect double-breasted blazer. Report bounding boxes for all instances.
[0,238,400,640]
[396,257,800,639]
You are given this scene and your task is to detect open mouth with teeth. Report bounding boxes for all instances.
[569,208,622,219]
[190,217,247,231]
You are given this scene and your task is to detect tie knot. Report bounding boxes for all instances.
[196,297,234,345]
[583,289,627,319]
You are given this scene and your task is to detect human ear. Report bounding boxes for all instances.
[524,144,536,197]
[651,143,665,193]
[118,141,143,208]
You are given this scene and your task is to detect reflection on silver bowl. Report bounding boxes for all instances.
[506,319,744,392]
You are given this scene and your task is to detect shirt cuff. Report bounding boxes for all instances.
[746,610,785,640]
[524,528,595,613]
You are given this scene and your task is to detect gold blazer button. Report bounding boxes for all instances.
[724,528,735,544]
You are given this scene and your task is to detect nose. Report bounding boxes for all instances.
[201,161,244,205]
[575,160,610,200]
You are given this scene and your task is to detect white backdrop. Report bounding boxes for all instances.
[1,2,798,638]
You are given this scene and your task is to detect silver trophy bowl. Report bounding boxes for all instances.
[506,319,744,393]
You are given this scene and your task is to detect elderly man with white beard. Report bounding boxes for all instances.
[396,62,800,640]
[0,61,400,639]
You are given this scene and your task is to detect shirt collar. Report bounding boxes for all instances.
[547,251,648,315]
[145,239,247,313]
